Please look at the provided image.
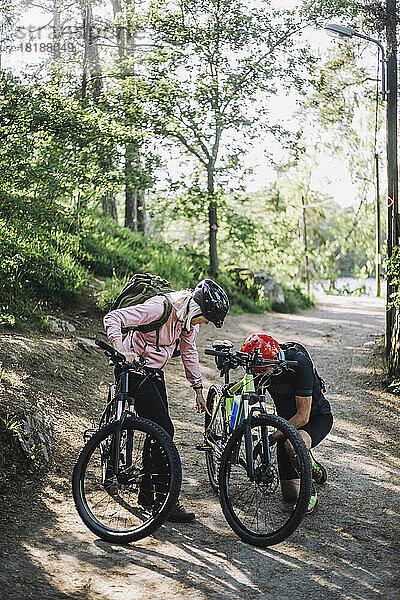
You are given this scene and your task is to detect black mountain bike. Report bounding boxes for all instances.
[202,340,312,547]
[72,339,182,544]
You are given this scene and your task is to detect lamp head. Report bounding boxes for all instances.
[324,23,356,39]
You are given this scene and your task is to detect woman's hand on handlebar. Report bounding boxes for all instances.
[112,341,139,365]
[194,388,211,416]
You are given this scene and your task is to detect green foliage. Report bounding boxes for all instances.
[274,285,314,313]
[131,0,325,272]
[387,246,400,309]
[219,270,272,314]
[0,413,24,492]
[0,197,89,323]
[0,57,312,325]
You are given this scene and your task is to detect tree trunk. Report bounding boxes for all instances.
[124,143,137,231]
[52,0,62,64]
[386,0,399,366]
[112,0,146,233]
[82,0,118,219]
[137,187,145,233]
[207,165,219,277]
[389,307,400,375]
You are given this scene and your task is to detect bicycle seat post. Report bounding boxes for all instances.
[223,364,230,385]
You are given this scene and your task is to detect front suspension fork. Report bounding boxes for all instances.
[243,406,271,481]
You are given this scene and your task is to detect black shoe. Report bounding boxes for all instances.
[166,503,195,523]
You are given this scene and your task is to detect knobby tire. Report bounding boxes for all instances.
[72,417,182,543]
[219,413,312,547]
[205,385,227,494]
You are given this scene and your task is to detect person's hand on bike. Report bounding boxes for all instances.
[123,351,140,365]
[195,389,211,416]
[112,341,139,365]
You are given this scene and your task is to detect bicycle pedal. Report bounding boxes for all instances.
[83,428,97,442]
[195,444,212,451]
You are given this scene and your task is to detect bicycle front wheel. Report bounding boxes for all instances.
[219,413,312,547]
[72,417,182,543]
[205,385,227,494]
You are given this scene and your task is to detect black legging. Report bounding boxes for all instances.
[130,368,174,438]
[129,369,174,504]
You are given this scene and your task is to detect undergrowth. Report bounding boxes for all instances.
[0,198,311,328]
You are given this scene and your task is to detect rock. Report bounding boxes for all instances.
[76,337,97,348]
[47,316,76,333]
[17,402,53,464]
[253,273,285,305]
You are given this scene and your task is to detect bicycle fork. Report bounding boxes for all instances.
[243,404,272,482]
[112,371,135,475]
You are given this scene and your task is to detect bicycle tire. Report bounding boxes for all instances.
[72,416,182,543]
[98,385,117,485]
[205,385,227,494]
[219,413,312,547]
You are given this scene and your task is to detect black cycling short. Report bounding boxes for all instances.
[301,412,333,447]
[277,412,333,480]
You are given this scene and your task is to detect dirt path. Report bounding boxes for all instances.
[0,296,399,600]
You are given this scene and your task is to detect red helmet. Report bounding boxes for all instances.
[240,333,280,371]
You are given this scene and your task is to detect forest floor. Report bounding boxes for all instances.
[0,295,399,600]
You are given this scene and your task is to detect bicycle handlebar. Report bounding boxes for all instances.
[95,339,126,364]
[205,349,229,357]
[204,347,297,370]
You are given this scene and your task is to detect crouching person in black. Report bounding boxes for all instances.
[241,333,333,514]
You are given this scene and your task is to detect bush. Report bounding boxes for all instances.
[1,196,312,327]
[272,285,314,313]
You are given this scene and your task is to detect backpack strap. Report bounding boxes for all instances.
[121,296,173,352]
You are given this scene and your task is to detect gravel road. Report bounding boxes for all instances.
[0,295,399,600]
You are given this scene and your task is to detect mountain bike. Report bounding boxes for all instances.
[202,340,312,547]
[72,339,182,544]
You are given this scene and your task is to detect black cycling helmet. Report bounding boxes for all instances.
[193,279,229,328]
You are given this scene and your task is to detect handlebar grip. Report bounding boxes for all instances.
[205,349,230,357]
[95,339,126,363]
[285,361,298,367]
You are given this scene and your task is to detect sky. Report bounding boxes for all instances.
[0,1,384,207]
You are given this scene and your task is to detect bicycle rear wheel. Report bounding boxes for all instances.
[219,413,312,547]
[205,385,227,493]
[72,416,182,543]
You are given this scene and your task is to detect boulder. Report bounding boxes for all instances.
[47,316,76,333]
[253,273,285,305]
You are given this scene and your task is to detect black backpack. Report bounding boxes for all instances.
[109,273,176,353]
[280,341,326,397]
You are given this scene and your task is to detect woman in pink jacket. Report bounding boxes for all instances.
[104,279,229,523]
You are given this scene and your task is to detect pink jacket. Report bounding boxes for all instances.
[103,294,202,388]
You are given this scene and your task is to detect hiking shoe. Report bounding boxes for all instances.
[166,504,195,523]
[310,452,327,484]
[305,485,318,515]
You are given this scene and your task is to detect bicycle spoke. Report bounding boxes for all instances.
[219,415,311,545]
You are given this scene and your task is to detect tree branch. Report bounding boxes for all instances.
[220,22,308,114]
[160,128,207,165]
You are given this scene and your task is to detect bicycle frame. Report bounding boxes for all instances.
[107,366,141,476]
[205,372,272,482]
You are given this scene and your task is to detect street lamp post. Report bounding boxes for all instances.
[325,22,398,356]
[356,162,382,297]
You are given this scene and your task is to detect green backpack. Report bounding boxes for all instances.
[109,273,175,352]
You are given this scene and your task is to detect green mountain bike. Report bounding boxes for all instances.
[202,340,312,547]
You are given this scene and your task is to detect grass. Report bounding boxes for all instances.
[0,201,311,329]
